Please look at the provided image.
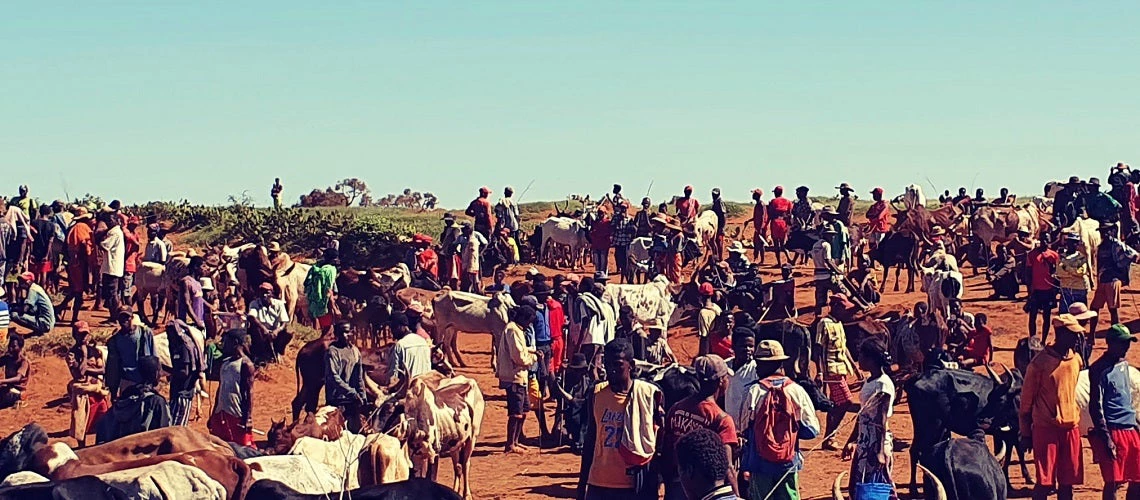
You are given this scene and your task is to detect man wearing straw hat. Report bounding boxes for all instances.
[1020,314,1084,499]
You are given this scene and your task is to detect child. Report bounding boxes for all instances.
[645,322,676,365]
[959,313,993,368]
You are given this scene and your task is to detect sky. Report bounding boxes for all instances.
[4,2,1140,208]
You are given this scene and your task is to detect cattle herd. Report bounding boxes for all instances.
[3,168,1140,500]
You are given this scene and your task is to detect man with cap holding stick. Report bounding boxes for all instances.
[610,201,636,283]
[466,186,496,239]
[660,354,739,500]
[1088,324,1140,499]
[836,183,855,227]
[739,339,820,500]
[865,187,892,248]
[710,187,727,261]
[1021,313,1085,500]
[495,186,521,239]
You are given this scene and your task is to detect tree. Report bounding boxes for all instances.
[299,188,349,207]
[334,178,370,207]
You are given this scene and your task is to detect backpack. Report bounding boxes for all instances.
[751,376,800,464]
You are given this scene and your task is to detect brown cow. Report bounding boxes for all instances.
[35,443,255,500]
[265,406,347,455]
[74,426,234,464]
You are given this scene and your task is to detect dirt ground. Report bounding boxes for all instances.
[6,219,1139,499]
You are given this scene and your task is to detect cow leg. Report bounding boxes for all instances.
[893,265,901,292]
[450,328,469,368]
[905,264,916,293]
[428,457,439,482]
[1017,439,1033,484]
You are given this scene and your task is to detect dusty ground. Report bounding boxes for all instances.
[5,217,1138,499]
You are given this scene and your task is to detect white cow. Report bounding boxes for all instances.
[1076,367,1140,436]
[538,217,588,269]
[98,461,227,500]
[625,237,655,283]
[920,268,963,319]
[431,290,515,368]
[273,253,311,325]
[246,456,342,495]
[1064,217,1102,281]
[287,431,410,490]
[602,275,679,329]
[403,374,485,500]
[900,184,927,210]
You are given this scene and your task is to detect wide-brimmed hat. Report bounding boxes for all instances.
[533,281,552,297]
[1052,314,1086,333]
[836,183,853,192]
[931,226,947,236]
[728,241,746,253]
[72,206,92,220]
[593,271,610,282]
[567,353,589,370]
[1099,221,1119,232]
[821,225,838,235]
[200,277,215,291]
[267,241,282,252]
[755,339,790,362]
[116,307,135,320]
[1067,302,1097,321]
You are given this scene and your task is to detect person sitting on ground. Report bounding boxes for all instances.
[0,335,29,409]
[644,321,676,366]
[987,244,1019,299]
[105,307,155,399]
[485,267,511,295]
[95,355,170,444]
[66,321,109,447]
[247,282,290,362]
[10,271,54,336]
[660,354,739,499]
[959,313,993,369]
[740,339,820,500]
[326,321,367,433]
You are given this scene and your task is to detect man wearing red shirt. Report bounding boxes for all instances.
[465,187,495,239]
[675,185,700,225]
[412,234,438,280]
[588,215,613,276]
[767,186,794,266]
[865,187,892,247]
[960,313,993,368]
[122,218,142,306]
[1026,238,1060,343]
[661,355,739,500]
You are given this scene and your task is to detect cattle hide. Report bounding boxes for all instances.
[0,424,48,482]
[431,290,514,368]
[246,456,342,495]
[97,461,228,500]
[0,475,127,500]
[244,478,463,500]
[72,426,235,465]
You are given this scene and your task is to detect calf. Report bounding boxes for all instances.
[266,406,347,454]
[872,231,918,293]
[246,478,462,500]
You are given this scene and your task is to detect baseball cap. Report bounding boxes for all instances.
[1107,324,1138,344]
[692,355,729,382]
[699,282,715,297]
[17,272,34,282]
[73,321,91,333]
[258,282,274,292]
[755,339,790,362]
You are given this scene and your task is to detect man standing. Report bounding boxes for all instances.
[1088,324,1140,500]
[179,256,207,329]
[725,328,758,429]
[675,185,700,226]
[121,217,141,305]
[740,340,820,500]
[166,319,203,427]
[326,321,367,433]
[1026,237,1060,344]
[11,271,55,336]
[495,186,520,238]
[209,330,255,446]
[697,282,721,357]
[30,205,56,288]
[708,188,727,261]
[588,212,613,276]
[660,354,739,500]
[1090,223,1140,340]
[58,208,93,322]
[791,186,813,232]
[11,185,37,218]
[498,305,538,454]
[836,183,855,227]
[812,226,839,316]
[143,224,169,264]
[767,186,794,266]
[1020,314,1084,500]
[465,186,495,239]
[632,197,654,238]
[577,339,662,500]
[610,203,635,283]
[815,311,857,451]
[458,223,488,293]
[865,187,892,247]
[1054,177,1085,230]
[105,308,155,399]
[304,249,339,333]
[99,212,125,317]
[270,178,283,210]
[743,189,768,264]
[388,312,431,391]
[1056,233,1092,314]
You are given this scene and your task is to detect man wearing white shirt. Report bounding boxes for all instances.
[725,327,759,429]
[248,282,290,362]
[99,212,125,318]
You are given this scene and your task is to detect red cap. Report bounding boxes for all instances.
[479,186,491,194]
[774,185,784,192]
[18,271,34,282]
[73,320,91,333]
[751,188,763,196]
[699,282,715,296]
[684,185,694,192]
[871,187,884,195]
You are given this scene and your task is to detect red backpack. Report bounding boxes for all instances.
[751,376,800,463]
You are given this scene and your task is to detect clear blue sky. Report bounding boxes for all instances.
[4,2,1139,207]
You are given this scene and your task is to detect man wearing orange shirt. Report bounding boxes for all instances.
[1020,314,1084,500]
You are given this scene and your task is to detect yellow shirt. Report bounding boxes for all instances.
[1055,252,1090,291]
[588,382,633,489]
[815,317,853,377]
[1020,348,1082,435]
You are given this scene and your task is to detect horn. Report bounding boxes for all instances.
[917,463,948,500]
[984,363,1001,384]
[551,379,574,402]
[832,471,847,500]
[995,362,1013,385]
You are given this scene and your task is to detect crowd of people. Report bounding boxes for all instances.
[3,168,1140,500]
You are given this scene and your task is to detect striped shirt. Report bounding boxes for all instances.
[0,301,9,331]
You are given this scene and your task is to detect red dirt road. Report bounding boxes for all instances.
[6,251,1139,499]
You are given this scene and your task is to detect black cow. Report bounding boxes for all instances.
[871,231,918,293]
[755,319,812,380]
[922,439,1007,500]
[0,476,128,500]
[245,478,462,500]
[0,424,48,482]
[905,368,1018,493]
[784,230,820,266]
[982,366,1031,488]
